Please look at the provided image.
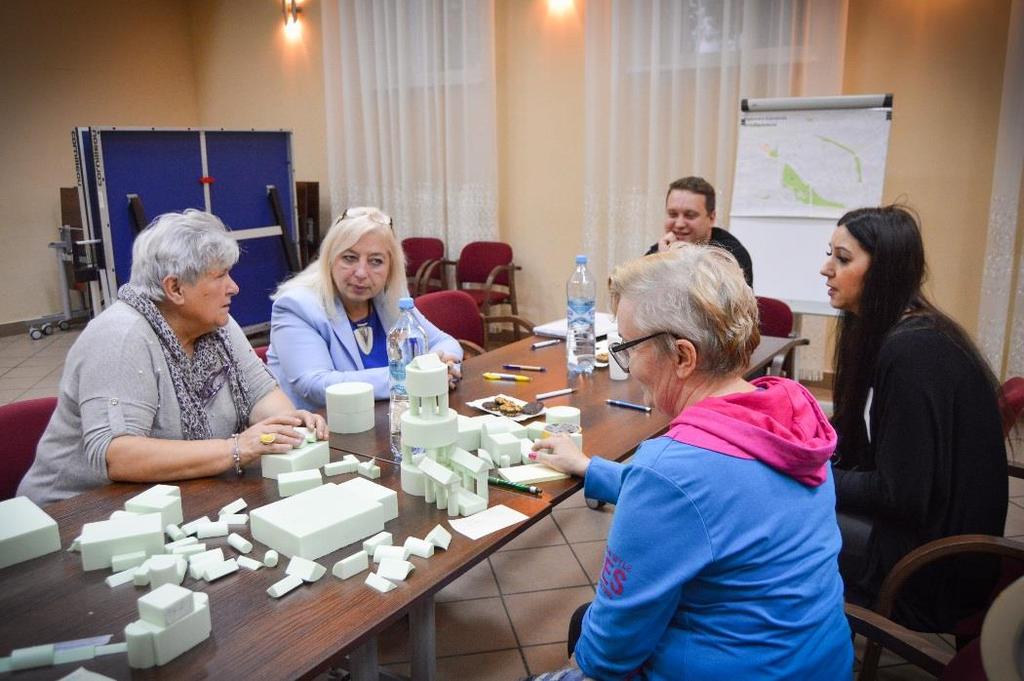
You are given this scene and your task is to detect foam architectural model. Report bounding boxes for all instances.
[277,468,323,497]
[0,497,61,569]
[125,585,211,668]
[324,455,360,476]
[79,513,164,571]
[398,354,490,517]
[326,381,375,434]
[260,434,330,481]
[249,479,398,560]
[125,485,183,527]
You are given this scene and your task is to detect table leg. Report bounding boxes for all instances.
[409,597,436,681]
[349,636,380,681]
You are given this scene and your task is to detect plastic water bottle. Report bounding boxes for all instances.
[567,255,596,375]
[387,297,428,459]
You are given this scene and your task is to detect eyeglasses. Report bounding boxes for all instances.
[342,206,393,228]
[608,331,678,373]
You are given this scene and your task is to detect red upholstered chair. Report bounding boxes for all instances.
[0,396,58,499]
[253,345,269,364]
[999,376,1024,437]
[756,296,795,338]
[415,290,533,356]
[402,237,446,296]
[453,241,520,317]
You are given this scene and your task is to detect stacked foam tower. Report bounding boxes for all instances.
[399,354,490,517]
[327,381,375,434]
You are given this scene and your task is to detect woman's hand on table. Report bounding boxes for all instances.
[237,411,327,466]
[437,351,462,390]
[529,435,591,478]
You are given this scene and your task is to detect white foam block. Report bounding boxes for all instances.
[227,533,252,554]
[125,591,211,668]
[138,583,193,627]
[164,536,198,551]
[218,513,248,526]
[425,524,452,551]
[124,485,182,527]
[328,409,374,434]
[356,461,381,479]
[169,544,206,557]
[148,555,186,588]
[202,558,239,582]
[285,555,327,582]
[195,522,228,539]
[105,567,139,588]
[373,544,410,563]
[326,381,375,413]
[277,468,324,497]
[362,531,393,554]
[164,524,186,541]
[456,414,483,451]
[376,558,414,582]
[57,666,113,680]
[260,439,330,480]
[250,483,388,560]
[403,537,435,558]
[0,497,62,569]
[266,574,303,598]
[545,405,581,426]
[110,550,148,572]
[332,550,369,580]
[79,513,163,571]
[10,644,54,670]
[110,510,140,520]
[237,555,263,571]
[457,488,487,516]
[180,516,211,536]
[263,550,279,567]
[339,477,399,520]
[219,498,247,515]
[364,572,397,593]
[324,455,360,476]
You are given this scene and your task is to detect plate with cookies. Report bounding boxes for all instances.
[465,394,546,422]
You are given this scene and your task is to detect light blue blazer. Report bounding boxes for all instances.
[267,286,462,410]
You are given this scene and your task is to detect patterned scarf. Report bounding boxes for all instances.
[118,284,254,440]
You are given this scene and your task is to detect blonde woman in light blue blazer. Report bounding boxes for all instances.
[268,207,461,410]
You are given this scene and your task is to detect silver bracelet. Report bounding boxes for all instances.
[231,434,243,477]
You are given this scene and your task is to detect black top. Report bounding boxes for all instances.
[645,227,754,287]
[833,316,1008,629]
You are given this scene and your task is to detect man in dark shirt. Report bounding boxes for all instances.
[645,176,754,287]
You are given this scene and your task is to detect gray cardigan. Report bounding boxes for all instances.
[17,302,277,505]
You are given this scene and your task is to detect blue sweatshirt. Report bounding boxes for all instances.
[574,377,852,680]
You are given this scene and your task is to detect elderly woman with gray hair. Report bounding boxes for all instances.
[527,246,852,681]
[18,210,326,505]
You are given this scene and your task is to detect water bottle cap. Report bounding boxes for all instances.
[398,297,414,310]
[575,255,587,265]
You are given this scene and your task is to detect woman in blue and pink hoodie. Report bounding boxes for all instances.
[530,245,852,681]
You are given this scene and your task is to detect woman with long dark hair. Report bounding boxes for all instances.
[822,205,1007,630]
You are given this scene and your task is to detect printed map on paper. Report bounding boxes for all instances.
[731,108,891,219]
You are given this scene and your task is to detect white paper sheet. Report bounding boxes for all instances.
[448,505,529,540]
[497,463,570,485]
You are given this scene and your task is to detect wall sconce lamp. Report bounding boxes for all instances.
[283,0,302,40]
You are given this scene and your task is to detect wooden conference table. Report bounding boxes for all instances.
[0,334,803,680]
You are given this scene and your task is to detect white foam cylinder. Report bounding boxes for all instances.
[326,382,375,414]
[546,406,581,426]
[328,408,375,434]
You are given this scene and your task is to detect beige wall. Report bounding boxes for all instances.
[496,0,587,324]
[843,0,1011,336]
[188,0,330,230]
[0,0,200,326]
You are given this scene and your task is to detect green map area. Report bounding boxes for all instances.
[782,163,845,209]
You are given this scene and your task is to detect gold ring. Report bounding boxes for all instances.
[259,433,276,445]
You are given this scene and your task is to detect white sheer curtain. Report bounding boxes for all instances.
[583,0,847,379]
[321,0,499,255]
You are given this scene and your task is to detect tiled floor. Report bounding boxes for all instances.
[4,327,1024,680]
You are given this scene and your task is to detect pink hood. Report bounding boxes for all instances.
[665,376,836,487]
